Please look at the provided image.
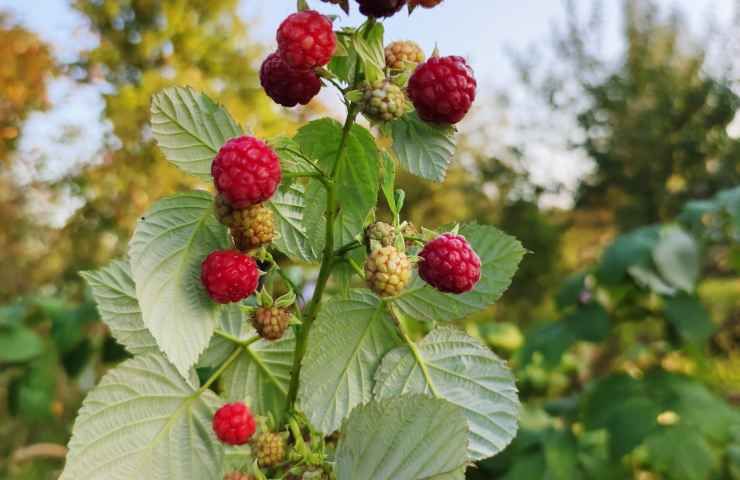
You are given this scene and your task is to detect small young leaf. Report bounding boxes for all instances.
[381,152,397,215]
[298,290,401,434]
[393,224,525,323]
[150,86,243,180]
[374,327,520,460]
[335,395,469,480]
[129,191,229,378]
[352,21,385,84]
[81,259,158,356]
[60,354,223,480]
[329,33,359,84]
[390,112,456,182]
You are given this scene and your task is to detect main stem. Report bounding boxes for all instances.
[286,105,359,410]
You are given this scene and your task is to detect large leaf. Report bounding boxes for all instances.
[663,294,715,345]
[81,259,158,355]
[0,325,43,362]
[645,426,719,480]
[295,119,380,246]
[269,183,322,262]
[390,112,456,182]
[221,331,295,421]
[298,290,401,434]
[61,354,222,480]
[653,226,699,293]
[393,224,525,323]
[129,191,228,378]
[150,86,242,180]
[270,136,321,176]
[374,327,519,460]
[197,304,251,369]
[335,395,469,480]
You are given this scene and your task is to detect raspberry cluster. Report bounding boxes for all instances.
[253,432,287,467]
[419,233,481,293]
[201,250,260,304]
[252,306,291,341]
[407,55,477,124]
[365,245,412,297]
[212,402,256,445]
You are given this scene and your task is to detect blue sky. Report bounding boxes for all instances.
[1,0,738,215]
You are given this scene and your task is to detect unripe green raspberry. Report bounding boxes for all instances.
[365,245,412,297]
[366,221,396,247]
[231,203,275,252]
[253,432,286,467]
[384,40,425,70]
[252,306,290,341]
[361,80,406,122]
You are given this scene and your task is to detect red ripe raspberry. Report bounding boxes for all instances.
[201,250,260,304]
[211,136,281,208]
[277,10,336,70]
[407,56,477,124]
[260,52,322,107]
[410,0,444,8]
[356,0,407,17]
[419,233,481,294]
[212,402,256,445]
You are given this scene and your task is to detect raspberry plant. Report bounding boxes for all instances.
[62,2,526,479]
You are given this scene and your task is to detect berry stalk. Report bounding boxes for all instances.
[285,104,361,412]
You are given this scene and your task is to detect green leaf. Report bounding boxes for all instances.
[329,32,359,84]
[663,294,715,345]
[298,290,401,434]
[645,426,719,480]
[61,354,223,480]
[129,191,229,378]
[11,348,57,420]
[335,395,469,480]
[197,304,249,368]
[81,259,158,356]
[581,374,660,458]
[555,272,587,309]
[563,303,610,342]
[269,183,322,262]
[295,119,380,246]
[653,226,699,293]
[381,152,398,215]
[221,331,295,421]
[596,226,660,284]
[352,21,385,83]
[390,112,456,182]
[393,224,525,323]
[150,86,243,180]
[269,136,320,176]
[628,264,677,295]
[518,322,576,368]
[374,327,519,460]
[0,325,43,362]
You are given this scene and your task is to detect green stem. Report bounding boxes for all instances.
[285,106,359,411]
[389,304,440,398]
[334,239,363,257]
[195,346,242,396]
